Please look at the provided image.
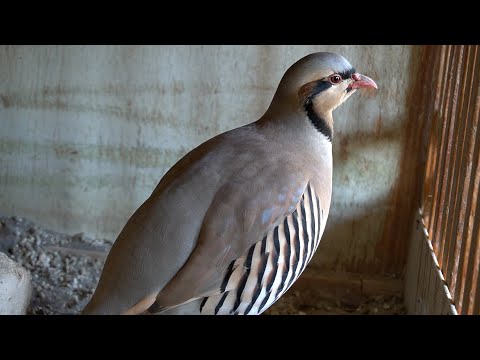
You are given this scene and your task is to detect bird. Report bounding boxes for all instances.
[82,52,377,315]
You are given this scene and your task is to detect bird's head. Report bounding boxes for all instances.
[267,52,377,140]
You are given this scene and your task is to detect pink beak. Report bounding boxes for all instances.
[349,73,378,90]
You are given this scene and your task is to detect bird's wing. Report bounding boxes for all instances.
[202,182,327,315]
[149,173,328,315]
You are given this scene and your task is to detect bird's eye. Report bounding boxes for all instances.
[329,74,342,84]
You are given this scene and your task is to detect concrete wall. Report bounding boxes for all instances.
[0,45,423,274]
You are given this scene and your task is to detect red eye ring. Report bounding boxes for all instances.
[329,74,342,84]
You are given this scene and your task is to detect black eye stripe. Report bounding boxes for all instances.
[319,67,356,84]
[306,81,332,101]
[302,66,357,101]
[338,67,356,80]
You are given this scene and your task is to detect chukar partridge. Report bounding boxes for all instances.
[82,52,377,315]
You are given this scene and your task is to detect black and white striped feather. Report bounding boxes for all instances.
[198,182,325,315]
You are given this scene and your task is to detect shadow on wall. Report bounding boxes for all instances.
[319,210,389,273]
[313,46,425,276]
[313,126,404,275]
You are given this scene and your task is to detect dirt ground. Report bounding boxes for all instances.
[0,215,111,315]
[0,215,406,315]
[264,289,405,315]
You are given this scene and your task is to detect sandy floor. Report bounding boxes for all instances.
[0,215,406,315]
